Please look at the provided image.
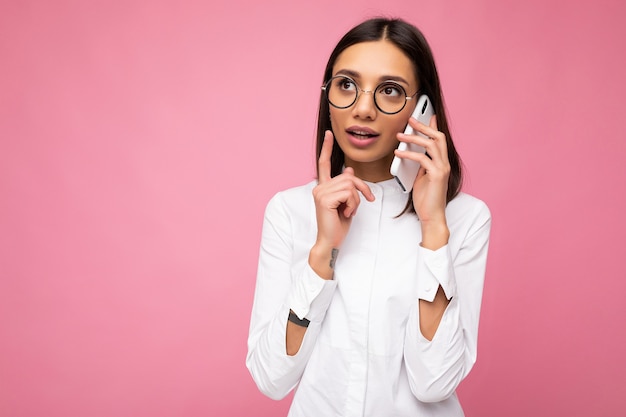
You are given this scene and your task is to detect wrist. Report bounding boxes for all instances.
[420,220,449,250]
[308,243,339,280]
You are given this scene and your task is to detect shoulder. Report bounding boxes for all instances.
[448,192,490,217]
[264,180,317,218]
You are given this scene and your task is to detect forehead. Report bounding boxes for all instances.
[332,40,417,86]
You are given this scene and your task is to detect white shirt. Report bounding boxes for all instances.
[247,178,491,417]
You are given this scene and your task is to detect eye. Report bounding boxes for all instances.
[377,82,403,97]
[335,77,357,92]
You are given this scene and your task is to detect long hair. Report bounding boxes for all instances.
[315,17,463,212]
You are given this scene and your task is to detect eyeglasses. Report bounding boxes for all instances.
[321,75,418,115]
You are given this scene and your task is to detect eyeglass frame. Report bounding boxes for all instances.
[321,75,419,115]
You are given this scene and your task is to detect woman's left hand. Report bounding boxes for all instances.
[394,115,450,249]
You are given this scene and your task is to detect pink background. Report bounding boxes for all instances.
[1,0,625,416]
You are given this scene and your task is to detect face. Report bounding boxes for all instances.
[329,40,418,182]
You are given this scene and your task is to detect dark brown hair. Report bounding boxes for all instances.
[315,17,463,212]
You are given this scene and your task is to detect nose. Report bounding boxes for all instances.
[351,88,377,120]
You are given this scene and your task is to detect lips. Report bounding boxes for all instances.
[347,126,378,138]
[345,126,380,147]
[350,131,377,139]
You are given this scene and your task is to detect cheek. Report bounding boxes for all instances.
[387,115,410,135]
[329,109,343,132]
[394,119,408,133]
[392,106,417,133]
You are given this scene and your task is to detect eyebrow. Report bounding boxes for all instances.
[334,69,411,86]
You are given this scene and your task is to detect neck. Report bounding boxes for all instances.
[345,155,394,183]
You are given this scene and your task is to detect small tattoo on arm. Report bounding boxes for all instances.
[330,248,339,269]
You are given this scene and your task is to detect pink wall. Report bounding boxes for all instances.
[1,1,625,416]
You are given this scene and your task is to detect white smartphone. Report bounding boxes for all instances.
[389,94,435,193]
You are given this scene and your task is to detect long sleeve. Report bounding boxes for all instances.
[403,197,492,403]
[246,189,337,400]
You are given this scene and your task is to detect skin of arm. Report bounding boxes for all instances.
[285,245,337,356]
[285,132,373,356]
[418,219,450,341]
[397,116,453,341]
[286,315,309,356]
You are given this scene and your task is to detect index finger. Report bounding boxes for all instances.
[318,130,334,183]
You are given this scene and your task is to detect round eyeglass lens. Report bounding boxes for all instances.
[325,76,358,109]
[374,82,408,114]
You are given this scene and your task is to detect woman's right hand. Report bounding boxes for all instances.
[309,131,375,279]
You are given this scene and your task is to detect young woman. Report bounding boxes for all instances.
[247,17,491,417]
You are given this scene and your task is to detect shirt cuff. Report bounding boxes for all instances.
[416,244,457,302]
[286,264,337,323]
